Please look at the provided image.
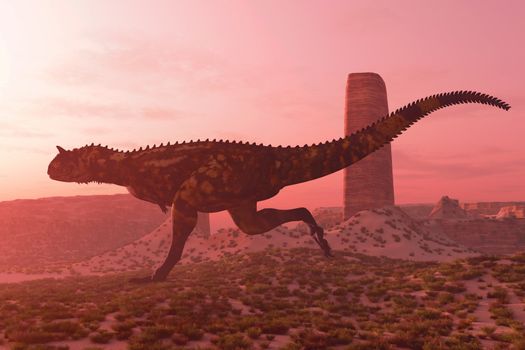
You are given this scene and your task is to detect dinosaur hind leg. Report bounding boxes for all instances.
[228,202,333,257]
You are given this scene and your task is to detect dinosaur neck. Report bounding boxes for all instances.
[277,91,510,187]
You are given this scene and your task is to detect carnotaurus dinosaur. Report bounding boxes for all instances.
[47,91,510,282]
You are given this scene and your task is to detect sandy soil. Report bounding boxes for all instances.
[0,205,480,284]
[67,206,479,277]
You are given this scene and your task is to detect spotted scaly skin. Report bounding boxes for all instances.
[47,91,510,282]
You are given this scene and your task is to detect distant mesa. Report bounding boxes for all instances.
[496,205,525,220]
[428,195,467,219]
[0,194,169,271]
[461,201,525,216]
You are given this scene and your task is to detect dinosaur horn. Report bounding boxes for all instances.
[56,146,66,154]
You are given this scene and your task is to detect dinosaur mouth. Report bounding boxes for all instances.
[75,178,103,185]
[77,180,103,184]
[48,171,101,184]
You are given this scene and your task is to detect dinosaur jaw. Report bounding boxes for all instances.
[76,180,104,185]
[71,173,105,185]
[47,169,100,185]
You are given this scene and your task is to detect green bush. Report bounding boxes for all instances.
[178,323,204,340]
[41,321,88,339]
[261,318,290,335]
[213,332,252,350]
[487,286,509,303]
[326,328,354,345]
[172,333,189,346]
[89,330,113,344]
[142,325,175,339]
[8,330,61,344]
[246,326,262,339]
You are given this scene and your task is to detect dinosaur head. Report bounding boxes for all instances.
[48,145,108,184]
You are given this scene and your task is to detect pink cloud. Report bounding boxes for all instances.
[393,149,525,180]
[0,142,50,154]
[0,122,53,138]
[79,126,112,135]
[29,97,188,121]
[44,34,248,94]
[141,107,189,120]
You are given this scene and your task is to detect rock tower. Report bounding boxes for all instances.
[194,212,211,238]
[343,73,395,219]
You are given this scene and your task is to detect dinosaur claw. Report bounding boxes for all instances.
[307,224,333,257]
[320,238,333,257]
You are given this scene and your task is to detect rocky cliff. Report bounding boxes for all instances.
[428,196,468,219]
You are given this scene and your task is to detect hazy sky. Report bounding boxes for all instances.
[0,0,523,212]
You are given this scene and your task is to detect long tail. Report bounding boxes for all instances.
[278,91,510,186]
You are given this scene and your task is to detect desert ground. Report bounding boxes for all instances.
[0,195,524,349]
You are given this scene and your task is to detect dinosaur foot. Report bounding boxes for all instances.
[308,224,334,258]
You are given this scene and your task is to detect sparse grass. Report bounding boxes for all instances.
[89,330,113,344]
[0,249,524,348]
[212,332,252,350]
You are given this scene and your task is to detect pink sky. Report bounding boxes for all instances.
[0,0,523,215]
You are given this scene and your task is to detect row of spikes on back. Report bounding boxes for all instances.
[352,90,510,130]
[287,90,511,153]
[307,91,510,154]
[344,90,511,144]
[75,90,510,154]
[76,137,351,153]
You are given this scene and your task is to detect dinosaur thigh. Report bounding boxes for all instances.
[228,202,317,235]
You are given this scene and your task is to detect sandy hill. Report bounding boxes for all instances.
[0,194,168,270]
[73,206,478,275]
